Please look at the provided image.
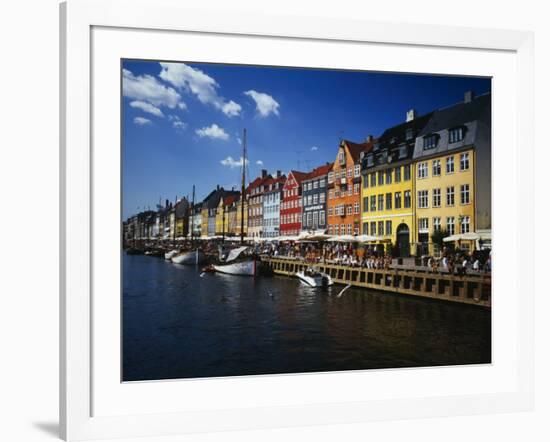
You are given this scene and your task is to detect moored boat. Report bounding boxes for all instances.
[171,249,205,265]
[164,249,179,260]
[296,267,333,287]
[213,259,257,276]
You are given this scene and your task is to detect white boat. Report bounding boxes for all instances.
[171,249,205,265]
[213,259,257,276]
[296,268,333,287]
[164,249,179,260]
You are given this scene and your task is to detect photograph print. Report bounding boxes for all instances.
[122,59,492,382]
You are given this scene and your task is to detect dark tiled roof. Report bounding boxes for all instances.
[417,93,491,137]
[304,162,333,180]
[377,112,433,149]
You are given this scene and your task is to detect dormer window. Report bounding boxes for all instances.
[366,154,374,167]
[398,145,408,159]
[405,128,414,140]
[373,142,380,151]
[338,150,346,165]
[448,126,465,143]
[423,134,439,150]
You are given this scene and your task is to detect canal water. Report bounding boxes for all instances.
[122,253,491,382]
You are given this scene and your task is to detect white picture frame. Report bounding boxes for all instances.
[60,0,534,440]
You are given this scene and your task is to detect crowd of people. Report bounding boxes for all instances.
[259,241,491,275]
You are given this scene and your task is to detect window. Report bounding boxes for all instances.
[363,222,368,235]
[320,179,325,188]
[395,192,402,209]
[404,164,411,180]
[363,176,368,188]
[347,186,352,196]
[329,189,334,199]
[313,211,319,228]
[419,218,429,232]
[418,190,429,208]
[370,173,376,187]
[433,217,441,231]
[386,168,392,184]
[406,128,414,140]
[328,172,334,183]
[446,217,455,235]
[328,207,333,216]
[354,164,361,177]
[347,205,352,215]
[312,194,318,205]
[386,220,392,235]
[432,159,441,176]
[446,186,455,206]
[460,184,470,204]
[338,151,345,165]
[334,190,340,198]
[347,224,352,235]
[347,167,352,178]
[395,166,401,182]
[378,171,384,185]
[334,224,339,235]
[363,197,369,212]
[378,221,384,236]
[417,162,428,179]
[378,194,384,211]
[354,202,360,214]
[460,152,470,171]
[370,222,376,235]
[460,216,470,234]
[370,196,376,211]
[446,156,455,173]
[353,183,360,194]
[433,188,441,207]
[386,193,392,210]
[319,211,325,226]
[423,134,438,149]
[404,190,411,208]
[449,126,465,143]
[306,212,312,227]
[319,193,326,203]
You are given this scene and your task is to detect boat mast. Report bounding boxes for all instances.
[240,128,247,245]
[191,185,195,248]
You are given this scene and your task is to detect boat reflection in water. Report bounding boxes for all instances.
[122,252,491,382]
[171,249,205,265]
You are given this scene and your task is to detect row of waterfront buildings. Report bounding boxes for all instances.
[124,91,491,256]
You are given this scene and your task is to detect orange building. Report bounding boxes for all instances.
[327,139,374,236]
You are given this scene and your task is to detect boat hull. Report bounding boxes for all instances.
[171,250,205,265]
[213,260,257,276]
[296,271,333,287]
[164,250,178,260]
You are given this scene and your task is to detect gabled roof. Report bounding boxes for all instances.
[377,112,433,149]
[223,193,239,207]
[288,170,308,184]
[340,139,376,162]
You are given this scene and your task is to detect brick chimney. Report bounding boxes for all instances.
[366,134,374,142]
[406,109,417,122]
[261,169,267,178]
[276,170,281,178]
[464,90,474,103]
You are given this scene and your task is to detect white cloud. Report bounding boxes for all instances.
[311,145,319,151]
[220,156,249,169]
[195,123,229,140]
[256,160,264,166]
[159,62,241,117]
[168,115,187,130]
[133,116,152,126]
[129,100,164,117]
[123,69,183,109]
[244,90,280,117]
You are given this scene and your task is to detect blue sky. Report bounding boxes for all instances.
[122,60,490,219]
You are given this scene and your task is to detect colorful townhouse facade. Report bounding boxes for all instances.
[280,170,307,236]
[301,163,332,232]
[360,110,433,256]
[262,173,286,238]
[247,170,274,238]
[412,91,491,254]
[327,140,372,236]
[189,204,202,238]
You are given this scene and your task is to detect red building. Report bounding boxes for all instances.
[280,170,307,236]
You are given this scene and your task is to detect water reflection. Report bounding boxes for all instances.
[123,253,491,381]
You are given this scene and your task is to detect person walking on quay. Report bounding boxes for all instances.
[472,257,480,271]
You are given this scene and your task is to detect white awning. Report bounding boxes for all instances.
[226,246,249,262]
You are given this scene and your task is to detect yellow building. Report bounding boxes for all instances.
[200,206,209,237]
[412,92,491,255]
[235,195,248,237]
[360,110,433,256]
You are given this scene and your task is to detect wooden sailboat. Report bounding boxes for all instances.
[171,185,205,265]
[212,129,257,276]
